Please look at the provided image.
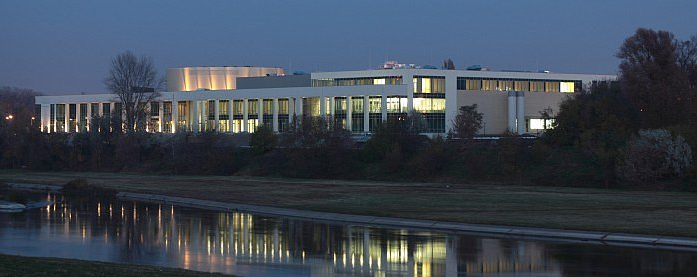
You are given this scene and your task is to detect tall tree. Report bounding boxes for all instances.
[677,35,697,89]
[104,51,162,132]
[616,28,693,128]
[449,104,483,139]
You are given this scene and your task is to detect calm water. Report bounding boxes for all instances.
[1,193,696,277]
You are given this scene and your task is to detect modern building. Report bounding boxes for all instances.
[35,63,615,136]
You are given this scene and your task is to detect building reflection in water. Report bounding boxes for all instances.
[1,193,696,277]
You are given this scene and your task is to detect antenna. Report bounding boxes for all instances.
[368,48,372,69]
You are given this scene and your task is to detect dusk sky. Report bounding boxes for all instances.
[1,0,696,95]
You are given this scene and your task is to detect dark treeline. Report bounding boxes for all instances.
[2,28,697,190]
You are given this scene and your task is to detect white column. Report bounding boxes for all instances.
[381,95,387,122]
[242,99,248,132]
[158,101,164,133]
[329,97,335,118]
[172,101,178,133]
[192,100,199,133]
[64,103,69,133]
[86,103,91,132]
[228,99,233,133]
[319,96,326,118]
[516,91,525,134]
[445,74,458,134]
[76,103,82,132]
[272,98,279,132]
[295,97,303,119]
[288,98,294,125]
[363,96,369,133]
[347,97,353,132]
[214,99,220,132]
[257,99,263,129]
[41,105,49,133]
[405,73,414,112]
[507,91,517,133]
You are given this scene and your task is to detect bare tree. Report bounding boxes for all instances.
[105,51,162,132]
[442,58,455,70]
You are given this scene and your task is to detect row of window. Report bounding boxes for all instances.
[456,77,580,93]
[312,76,402,87]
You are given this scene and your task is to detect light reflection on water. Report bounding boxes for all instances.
[0,193,696,277]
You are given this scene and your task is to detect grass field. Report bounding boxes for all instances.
[2,170,697,237]
[0,254,236,277]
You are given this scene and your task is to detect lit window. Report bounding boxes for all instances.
[529,118,555,130]
[560,82,575,93]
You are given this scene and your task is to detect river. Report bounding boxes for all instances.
[1,193,696,277]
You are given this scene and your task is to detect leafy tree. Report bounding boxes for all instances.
[616,129,692,187]
[545,82,638,186]
[104,51,162,133]
[250,124,277,154]
[449,104,483,139]
[617,28,693,128]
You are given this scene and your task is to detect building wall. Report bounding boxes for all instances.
[166,66,285,91]
[38,68,614,135]
[456,90,569,135]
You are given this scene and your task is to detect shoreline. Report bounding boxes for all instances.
[115,191,697,252]
[7,182,697,251]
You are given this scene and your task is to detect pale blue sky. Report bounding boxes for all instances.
[1,0,696,94]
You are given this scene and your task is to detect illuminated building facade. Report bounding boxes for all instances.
[35,65,615,135]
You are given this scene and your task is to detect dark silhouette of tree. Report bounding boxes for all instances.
[442,58,455,70]
[250,124,277,154]
[677,35,697,89]
[449,104,483,139]
[617,28,693,128]
[104,51,162,132]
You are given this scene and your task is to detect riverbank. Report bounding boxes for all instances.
[2,170,697,237]
[0,254,236,277]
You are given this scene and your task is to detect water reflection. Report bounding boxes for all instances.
[1,193,696,277]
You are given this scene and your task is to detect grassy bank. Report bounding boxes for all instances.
[2,170,697,237]
[0,254,235,277]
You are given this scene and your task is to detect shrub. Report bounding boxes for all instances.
[616,129,692,186]
[63,178,90,192]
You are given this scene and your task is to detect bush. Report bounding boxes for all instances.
[63,178,90,192]
[616,129,692,187]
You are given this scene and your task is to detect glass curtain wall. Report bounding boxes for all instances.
[413,76,446,133]
[351,97,364,132]
[219,100,229,133]
[232,100,243,133]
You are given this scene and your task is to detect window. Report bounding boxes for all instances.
[368,96,381,113]
[312,76,402,87]
[498,80,514,91]
[334,97,347,114]
[91,103,99,117]
[560,82,575,93]
[529,118,555,130]
[481,79,496,91]
[102,103,111,119]
[352,97,364,113]
[545,81,560,92]
[387,96,407,113]
[248,99,258,115]
[413,98,445,113]
[514,80,530,91]
[263,99,273,115]
[278,99,289,114]
[413,76,445,93]
[150,102,160,117]
[163,102,172,133]
[233,100,243,116]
